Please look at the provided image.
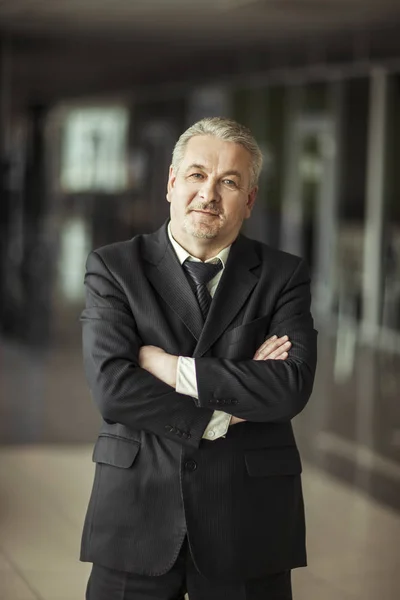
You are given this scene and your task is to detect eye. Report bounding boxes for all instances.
[188,173,204,180]
[223,179,237,187]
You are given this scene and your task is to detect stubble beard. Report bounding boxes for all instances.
[183,213,222,239]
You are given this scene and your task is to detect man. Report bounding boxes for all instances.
[81,117,317,599]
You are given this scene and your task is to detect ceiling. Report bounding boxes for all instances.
[2,0,400,107]
[1,0,400,44]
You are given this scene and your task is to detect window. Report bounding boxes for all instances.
[61,107,129,193]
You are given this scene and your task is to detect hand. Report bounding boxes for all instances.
[230,335,291,428]
[138,345,178,388]
[253,335,291,361]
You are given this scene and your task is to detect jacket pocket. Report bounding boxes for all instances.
[92,435,140,468]
[244,446,302,477]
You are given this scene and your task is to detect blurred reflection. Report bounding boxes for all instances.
[0,15,400,596]
[0,72,399,522]
[382,227,400,330]
[61,107,129,193]
[382,75,400,333]
[58,217,90,303]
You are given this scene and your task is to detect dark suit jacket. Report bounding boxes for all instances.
[80,220,318,582]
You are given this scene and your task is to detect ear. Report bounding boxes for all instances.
[166,165,177,203]
[244,186,258,219]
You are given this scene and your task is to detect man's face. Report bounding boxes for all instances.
[167,135,257,246]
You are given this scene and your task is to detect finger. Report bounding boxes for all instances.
[276,351,288,360]
[254,337,281,359]
[257,341,291,360]
[254,336,289,359]
[266,341,291,359]
[256,335,289,355]
[263,335,278,345]
[254,335,277,357]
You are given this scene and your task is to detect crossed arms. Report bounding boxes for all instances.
[81,251,317,448]
[138,335,292,428]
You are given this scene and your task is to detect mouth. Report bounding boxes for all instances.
[191,210,219,216]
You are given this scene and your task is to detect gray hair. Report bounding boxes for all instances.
[171,117,263,188]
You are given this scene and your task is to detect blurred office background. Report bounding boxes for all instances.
[1,1,400,598]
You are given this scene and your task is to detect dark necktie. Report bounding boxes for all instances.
[183,259,223,321]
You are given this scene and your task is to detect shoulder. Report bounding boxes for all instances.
[85,235,146,279]
[241,236,311,289]
[244,235,305,271]
[92,236,141,261]
[90,222,167,269]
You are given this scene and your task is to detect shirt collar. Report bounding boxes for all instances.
[167,222,231,267]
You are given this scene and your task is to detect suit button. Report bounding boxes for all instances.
[184,460,197,472]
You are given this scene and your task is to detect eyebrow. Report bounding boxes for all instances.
[185,164,242,181]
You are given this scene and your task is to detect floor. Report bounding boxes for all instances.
[1,327,400,599]
[0,445,399,600]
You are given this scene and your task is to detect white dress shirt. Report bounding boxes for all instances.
[167,223,232,440]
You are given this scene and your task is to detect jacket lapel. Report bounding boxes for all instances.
[142,222,261,350]
[194,234,260,357]
[143,222,203,340]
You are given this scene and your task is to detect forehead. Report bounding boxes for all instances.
[181,135,251,176]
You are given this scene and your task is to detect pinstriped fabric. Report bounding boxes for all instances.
[86,545,292,599]
[182,259,223,321]
[80,220,317,582]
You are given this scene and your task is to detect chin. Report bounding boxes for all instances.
[191,229,219,240]
[184,221,220,240]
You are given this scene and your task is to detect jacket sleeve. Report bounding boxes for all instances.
[81,250,213,448]
[194,259,318,422]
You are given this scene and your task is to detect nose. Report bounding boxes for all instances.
[199,179,220,203]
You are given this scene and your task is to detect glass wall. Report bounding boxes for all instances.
[229,76,395,343]
[232,86,285,248]
[383,74,400,333]
[34,71,400,349]
[335,78,370,327]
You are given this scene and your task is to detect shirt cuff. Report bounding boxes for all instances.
[176,356,198,399]
[202,411,232,441]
